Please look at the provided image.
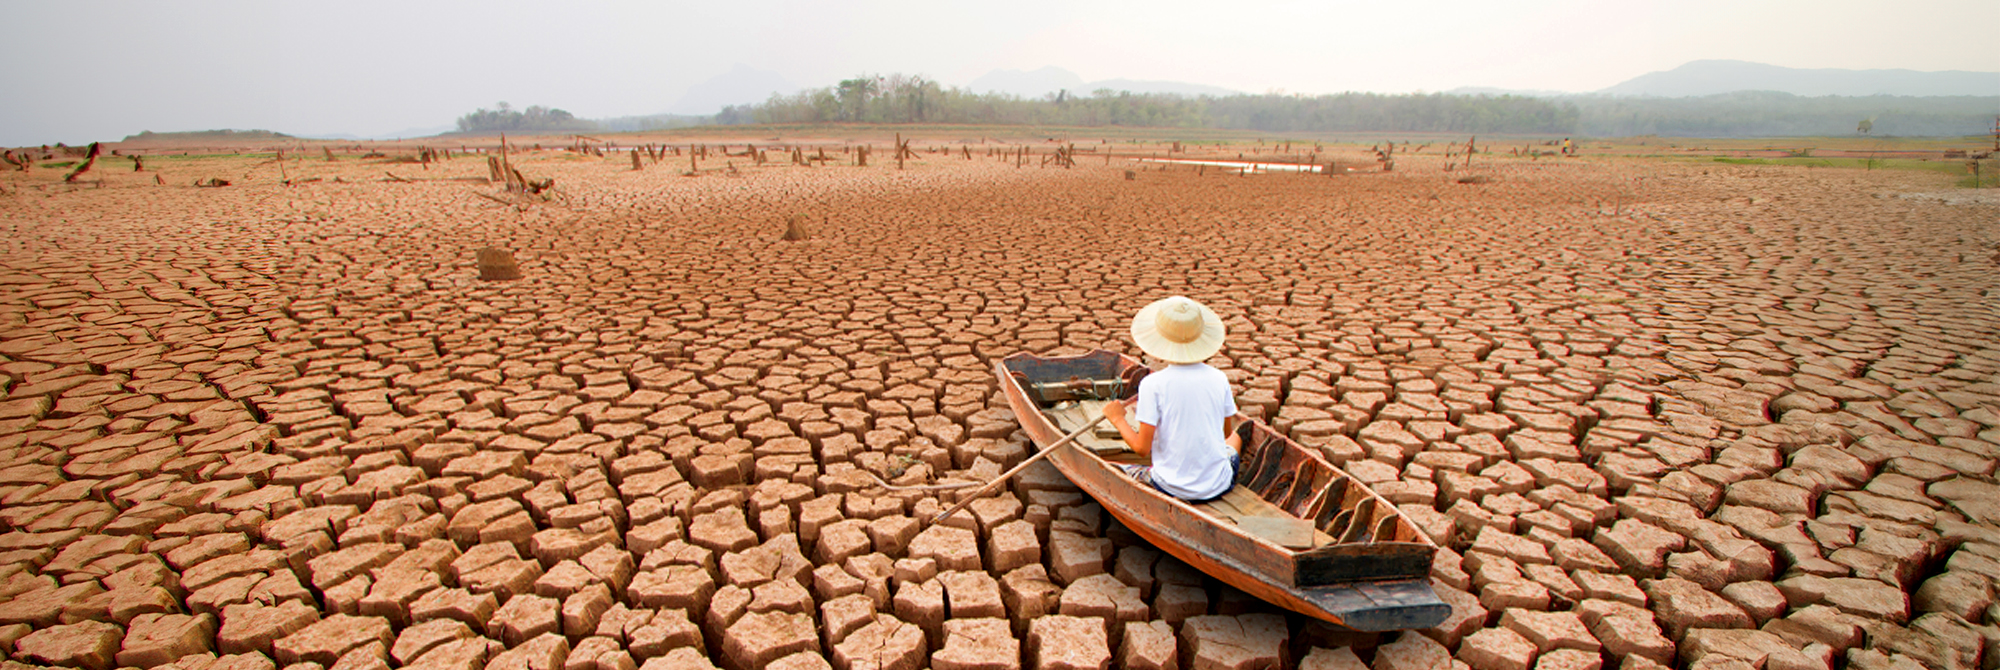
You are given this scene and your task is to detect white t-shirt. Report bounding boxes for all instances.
[1135,363,1238,500]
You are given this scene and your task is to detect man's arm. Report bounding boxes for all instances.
[1102,399,1155,457]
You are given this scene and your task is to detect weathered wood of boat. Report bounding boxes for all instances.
[997,350,1450,631]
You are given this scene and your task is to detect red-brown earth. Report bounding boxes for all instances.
[0,137,1995,670]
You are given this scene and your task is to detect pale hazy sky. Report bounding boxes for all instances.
[3,0,1993,145]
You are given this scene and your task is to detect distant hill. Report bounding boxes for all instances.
[672,64,798,115]
[968,66,1239,99]
[369,125,456,140]
[290,124,454,140]
[1600,60,2000,97]
[1085,79,1238,97]
[1447,86,1576,98]
[598,113,710,132]
[969,67,1086,98]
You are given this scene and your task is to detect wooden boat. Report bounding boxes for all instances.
[997,350,1449,631]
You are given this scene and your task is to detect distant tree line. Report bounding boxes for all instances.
[1568,91,1997,137]
[1203,93,1579,134]
[454,102,599,133]
[713,74,1995,138]
[714,73,1580,134]
[444,81,1996,139]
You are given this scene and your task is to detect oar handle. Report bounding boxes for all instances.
[931,413,1109,525]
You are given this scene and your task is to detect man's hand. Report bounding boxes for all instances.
[1101,399,1128,425]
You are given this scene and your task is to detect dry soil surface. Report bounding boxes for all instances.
[0,144,1997,670]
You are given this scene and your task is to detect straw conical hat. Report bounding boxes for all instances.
[1131,296,1225,364]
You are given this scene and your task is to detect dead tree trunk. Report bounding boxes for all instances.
[64,142,100,182]
[500,134,514,187]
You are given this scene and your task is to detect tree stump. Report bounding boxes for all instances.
[477,247,522,281]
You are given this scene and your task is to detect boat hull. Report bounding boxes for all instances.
[997,351,1450,631]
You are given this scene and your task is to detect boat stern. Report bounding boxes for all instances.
[1302,578,1453,632]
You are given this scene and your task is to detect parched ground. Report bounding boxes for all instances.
[0,141,1996,670]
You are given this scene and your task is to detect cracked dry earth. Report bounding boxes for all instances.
[0,147,1997,670]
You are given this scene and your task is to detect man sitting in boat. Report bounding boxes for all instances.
[1101,296,1244,503]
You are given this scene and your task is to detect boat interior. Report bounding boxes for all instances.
[1039,396,1411,552]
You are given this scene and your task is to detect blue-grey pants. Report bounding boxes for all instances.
[1120,453,1240,503]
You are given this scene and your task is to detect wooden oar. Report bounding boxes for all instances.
[931,413,1108,525]
[863,470,981,491]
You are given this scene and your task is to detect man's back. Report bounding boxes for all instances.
[1136,363,1237,500]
